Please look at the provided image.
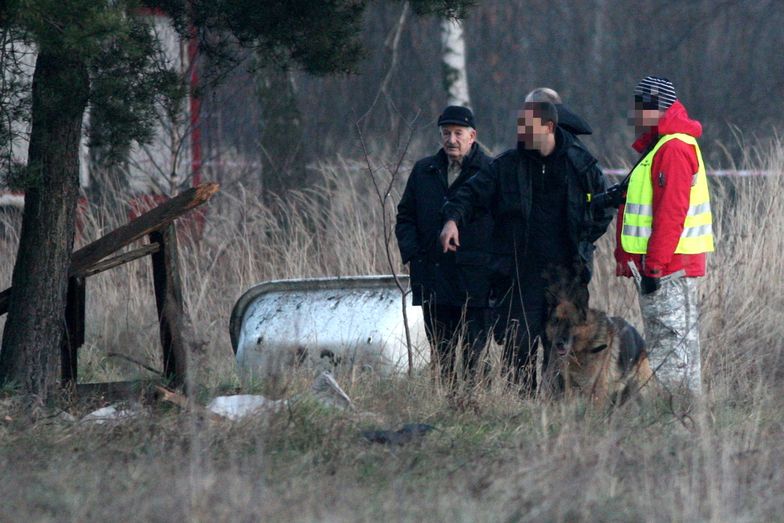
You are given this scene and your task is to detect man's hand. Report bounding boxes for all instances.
[590,183,626,211]
[440,220,460,252]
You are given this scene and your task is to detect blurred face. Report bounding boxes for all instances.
[440,125,476,161]
[629,97,663,136]
[517,108,554,150]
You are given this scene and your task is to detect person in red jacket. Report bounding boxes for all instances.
[614,76,714,395]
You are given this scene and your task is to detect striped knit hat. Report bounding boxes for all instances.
[634,76,677,111]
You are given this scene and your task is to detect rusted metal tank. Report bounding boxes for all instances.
[229,276,429,378]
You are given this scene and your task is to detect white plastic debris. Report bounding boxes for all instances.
[206,395,288,421]
[205,372,354,421]
[310,371,354,410]
[81,405,140,424]
[56,411,77,423]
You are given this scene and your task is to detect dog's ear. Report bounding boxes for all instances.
[544,270,565,309]
[562,267,587,308]
[575,284,589,312]
[576,303,589,324]
[544,286,559,309]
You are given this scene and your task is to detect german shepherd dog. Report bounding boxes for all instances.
[544,276,655,406]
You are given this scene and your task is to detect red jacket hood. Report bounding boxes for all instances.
[619,99,707,279]
[632,100,703,153]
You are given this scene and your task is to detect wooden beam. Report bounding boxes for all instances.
[155,385,225,422]
[69,182,219,275]
[149,224,189,389]
[0,244,161,316]
[76,243,160,278]
[0,182,219,316]
[76,380,157,402]
[60,276,85,385]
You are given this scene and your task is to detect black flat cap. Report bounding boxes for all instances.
[437,105,475,128]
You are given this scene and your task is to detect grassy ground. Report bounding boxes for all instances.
[1,373,782,522]
[1,141,784,522]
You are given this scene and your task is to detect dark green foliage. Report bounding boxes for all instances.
[0,26,32,188]
[87,17,185,165]
[256,66,306,194]
[0,0,478,398]
[213,0,367,74]
[407,0,475,18]
[1,0,477,183]
[1,0,185,185]
[2,161,30,190]
[148,0,476,76]
[151,0,368,75]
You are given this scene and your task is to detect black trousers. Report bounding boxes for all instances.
[421,302,490,384]
[491,275,550,391]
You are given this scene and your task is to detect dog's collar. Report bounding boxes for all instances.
[589,344,608,354]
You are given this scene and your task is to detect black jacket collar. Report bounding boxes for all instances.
[433,142,482,171]
[517,127,571,162]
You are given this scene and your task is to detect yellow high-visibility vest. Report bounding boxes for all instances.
[621,133,714,254]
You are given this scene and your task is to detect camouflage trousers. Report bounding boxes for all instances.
[638,277,702,394]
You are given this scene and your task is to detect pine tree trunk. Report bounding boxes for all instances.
[440,18,471,108]
[0,50,89,399]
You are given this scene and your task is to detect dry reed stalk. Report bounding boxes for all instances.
[0,138,783,521]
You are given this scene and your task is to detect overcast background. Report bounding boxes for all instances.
[199,0,784,190]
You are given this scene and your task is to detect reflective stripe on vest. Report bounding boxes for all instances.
[621,133,714,254]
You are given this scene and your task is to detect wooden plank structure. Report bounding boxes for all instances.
[0,182,219,392]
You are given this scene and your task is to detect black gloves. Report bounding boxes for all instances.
[640,275,661,295]
[591,183,626,210]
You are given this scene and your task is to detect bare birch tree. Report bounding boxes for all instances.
[440,18,471,108]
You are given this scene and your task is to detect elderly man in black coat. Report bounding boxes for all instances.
[395,106,493,384]
[440,95,613,391]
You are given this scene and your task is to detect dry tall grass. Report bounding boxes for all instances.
[1,139,783,522]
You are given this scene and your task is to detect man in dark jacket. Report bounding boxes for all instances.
[395,106,493,384]
[440,98,613,390]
